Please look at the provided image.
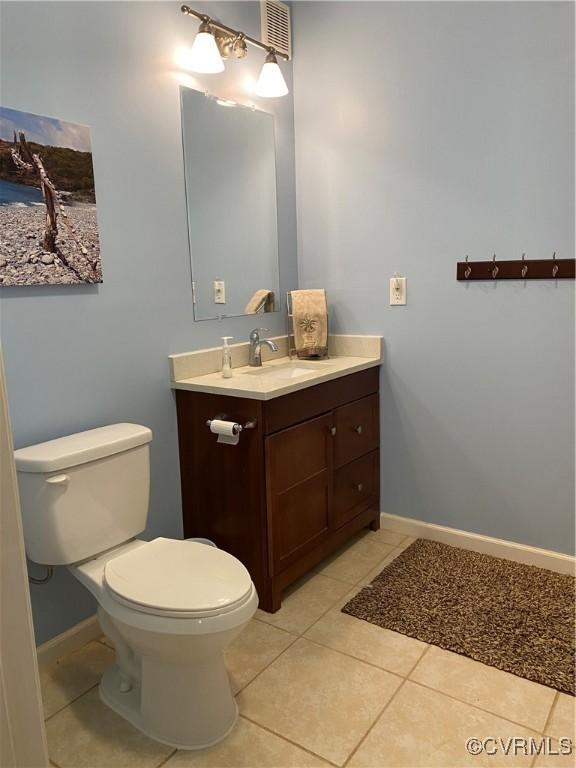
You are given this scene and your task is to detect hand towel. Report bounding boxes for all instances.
[291,289,328,359]
[244,289,275,314]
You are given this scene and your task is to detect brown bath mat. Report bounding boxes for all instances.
[342,539,575,695]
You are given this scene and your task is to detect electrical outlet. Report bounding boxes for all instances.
[214,279,226,304]
[390,276,407,305]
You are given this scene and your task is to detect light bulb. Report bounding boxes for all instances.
[255,51,289,98]
[188,21,224,74]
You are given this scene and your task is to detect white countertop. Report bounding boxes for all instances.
[171,355,381,401]
[169,335,383,401]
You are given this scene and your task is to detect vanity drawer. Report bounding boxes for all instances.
[333,451,378,529]
[334,394,379,468]
[263,368,379,434]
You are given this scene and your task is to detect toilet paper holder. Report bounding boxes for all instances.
[206,416,257,434]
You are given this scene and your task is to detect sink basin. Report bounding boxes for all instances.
[244,361,333,381]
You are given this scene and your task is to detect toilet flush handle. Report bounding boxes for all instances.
[46,474,69,485]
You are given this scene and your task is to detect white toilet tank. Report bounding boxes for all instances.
[15,423,153,566]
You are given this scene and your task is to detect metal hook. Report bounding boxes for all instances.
[491,254,499,279]
[552,251,559,278]
[521,253,528,279]
[464,255,472,279]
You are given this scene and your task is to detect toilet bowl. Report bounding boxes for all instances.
[14,424,258,749]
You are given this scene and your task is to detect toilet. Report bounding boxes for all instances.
[14,423,258,750]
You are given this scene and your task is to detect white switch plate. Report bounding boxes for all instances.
[390,276,407,305]
[214,280,226,304]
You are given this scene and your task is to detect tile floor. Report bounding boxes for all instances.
[42,528,575,768]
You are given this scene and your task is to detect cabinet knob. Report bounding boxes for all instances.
[354,425,363,434]
[329,426,337,436]
[355,483,364,492]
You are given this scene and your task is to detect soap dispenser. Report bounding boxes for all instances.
[221,337,234,378]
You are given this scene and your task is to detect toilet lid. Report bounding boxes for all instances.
[104,538,253,616]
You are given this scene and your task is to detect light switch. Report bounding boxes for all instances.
[390,276,407,305]
[214,280,226,304]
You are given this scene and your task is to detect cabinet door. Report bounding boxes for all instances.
[266,413,333,574]
[334,393,379,468]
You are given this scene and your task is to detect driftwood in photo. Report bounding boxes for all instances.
[10,131,99,282]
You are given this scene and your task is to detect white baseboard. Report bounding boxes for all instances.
[37,614,101,671]
[380,512,575,575]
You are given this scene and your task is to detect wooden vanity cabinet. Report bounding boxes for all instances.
[175,367,380,612]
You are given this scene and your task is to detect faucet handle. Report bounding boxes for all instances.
[250,327,269,341]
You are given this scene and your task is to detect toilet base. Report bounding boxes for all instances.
[100,663,239,750]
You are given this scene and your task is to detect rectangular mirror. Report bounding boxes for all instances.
[180,88,280,321]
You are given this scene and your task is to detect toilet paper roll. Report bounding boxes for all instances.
[209,419,240,445]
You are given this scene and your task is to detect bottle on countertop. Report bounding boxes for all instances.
[221,336,234,378]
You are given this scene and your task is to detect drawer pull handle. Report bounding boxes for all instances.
[355,483,364,492]
[354,425,363,434]
[329,426,337,436]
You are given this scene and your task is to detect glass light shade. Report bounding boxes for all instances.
[255,53,289,98]
[188,26,224,74]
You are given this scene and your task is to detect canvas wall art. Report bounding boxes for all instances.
[0,107,102,286]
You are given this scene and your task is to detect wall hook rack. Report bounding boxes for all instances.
[457,253,575,281]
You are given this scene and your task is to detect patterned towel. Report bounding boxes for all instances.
[291,289,328,359]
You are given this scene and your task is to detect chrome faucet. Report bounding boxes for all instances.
[249,328,279,367]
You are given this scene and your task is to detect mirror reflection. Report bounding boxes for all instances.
[180,88,280,320]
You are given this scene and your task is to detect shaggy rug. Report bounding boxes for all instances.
[342,539,575,695]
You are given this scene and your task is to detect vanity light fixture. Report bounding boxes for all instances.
[255,49,289,98]
[187,19,225,73]
[181,4,289,97]
[232,34,249,60]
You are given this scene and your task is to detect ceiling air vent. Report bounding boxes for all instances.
[260,0,291,60]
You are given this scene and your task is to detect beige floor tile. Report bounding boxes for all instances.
[365,528,407,547]
[534,739,576,767]
[316,536,396,584]
[255,572,350,635]
[164,717,330,767]
[305,601,427,676]
[545,694,576,740]
[46,687,173,768]
[332,586,364,609]
[392,535,417,552]
[238,637,401,766]
[349,681,538,767]
[224,620,295,694]
[356,549,404,586]
[410,645,556,731]
[41,640,114,719]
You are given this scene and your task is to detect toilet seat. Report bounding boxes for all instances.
[104,538,253,618]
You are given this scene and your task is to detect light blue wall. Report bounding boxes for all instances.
[292,1,575,554]
[0,1,297,644]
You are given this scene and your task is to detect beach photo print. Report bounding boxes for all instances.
[0,107,102,286]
